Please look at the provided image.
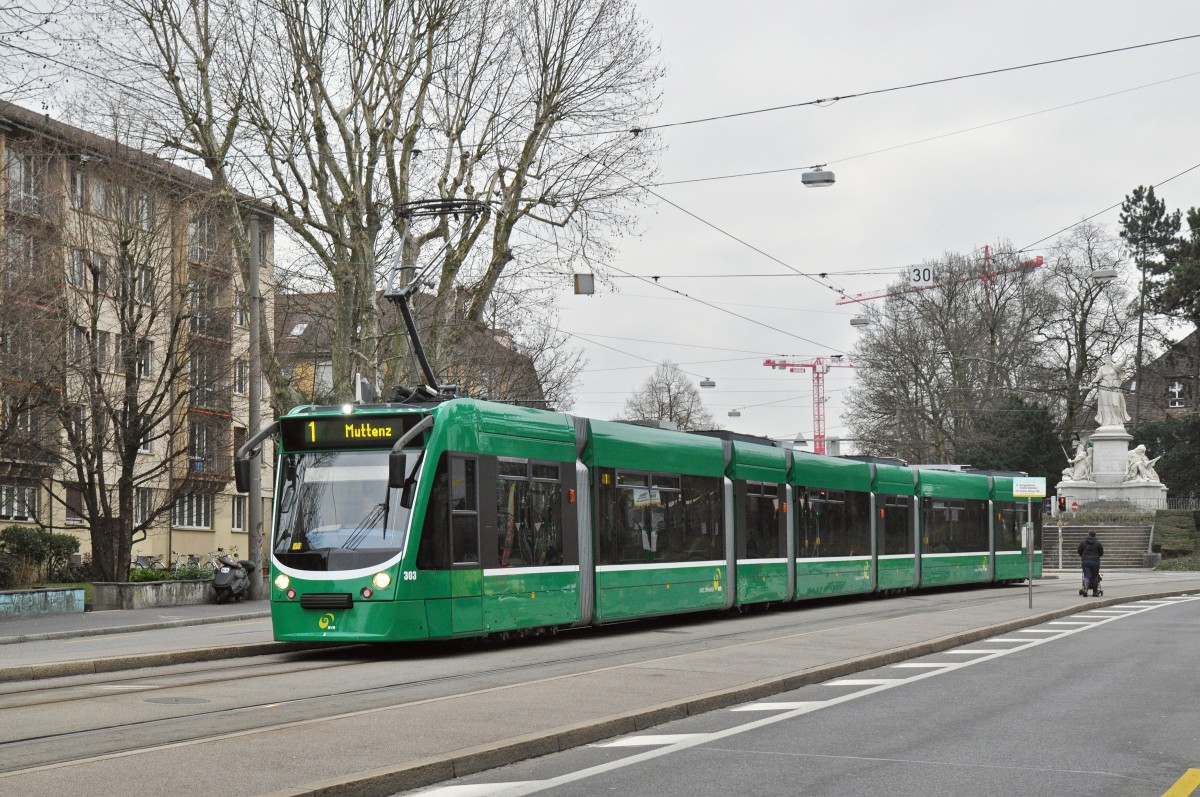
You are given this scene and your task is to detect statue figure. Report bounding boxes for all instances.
[1061,440,1093,482]
[1092,352,1130,428]
[1124,444,1161,483]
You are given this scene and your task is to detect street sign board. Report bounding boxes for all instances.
[1013,477,1046,498]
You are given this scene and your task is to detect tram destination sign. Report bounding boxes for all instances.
[280,414,423,451]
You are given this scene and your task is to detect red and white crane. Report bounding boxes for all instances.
[763,356,856,455]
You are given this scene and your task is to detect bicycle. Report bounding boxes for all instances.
[131,552,166,570]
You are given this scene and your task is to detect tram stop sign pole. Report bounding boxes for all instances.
[1013,477,1046,609]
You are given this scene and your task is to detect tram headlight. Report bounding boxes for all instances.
[274,574,290,591]
[371,571,392,590]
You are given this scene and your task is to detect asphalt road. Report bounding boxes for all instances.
[402,595,1200,797]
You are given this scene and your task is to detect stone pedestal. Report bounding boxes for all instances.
[1054,425,1168,512]
[1090,425,1133,484]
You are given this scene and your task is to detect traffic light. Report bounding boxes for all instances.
[1056,496,1067,514]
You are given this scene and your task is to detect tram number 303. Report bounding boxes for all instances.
[402,571,418,581]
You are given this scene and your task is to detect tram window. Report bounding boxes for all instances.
[744,482,785,559]
[419,454,480,569]
[496,459,564,567]
[879,495,914,555]
[798,488,871,558]
[994,501,1026,552]
[922,498,988,553]
[617,471,647,487]
[596,468,724,565]
[451,458,477,511]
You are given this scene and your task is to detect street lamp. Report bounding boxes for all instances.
[1091,267,1118,284]
[802,165,835,188]
[699,377,716,388]
[850,314,870,327]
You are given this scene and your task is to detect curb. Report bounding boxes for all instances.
[263,588,1197,797]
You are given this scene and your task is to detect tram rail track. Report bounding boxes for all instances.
[0,584,1041,774]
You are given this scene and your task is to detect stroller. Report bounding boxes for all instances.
[1079,572,1103,597]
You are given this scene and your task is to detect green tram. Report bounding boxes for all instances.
[235,397,1043,643]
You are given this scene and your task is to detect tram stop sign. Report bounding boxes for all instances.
[1012,477,1046,498]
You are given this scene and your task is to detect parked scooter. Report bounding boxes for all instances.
[212,554,255,603]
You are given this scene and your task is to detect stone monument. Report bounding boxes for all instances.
[1055,352,1168,510]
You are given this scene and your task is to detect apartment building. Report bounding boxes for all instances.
[0,101,274,568]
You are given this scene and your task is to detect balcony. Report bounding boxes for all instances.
[188,379,232,415]
[189,311,232,342]
[177,452,232,491]
[2,190,46,220]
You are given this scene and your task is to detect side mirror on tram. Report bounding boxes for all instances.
[388,451,407,489]
[234,457,251,493]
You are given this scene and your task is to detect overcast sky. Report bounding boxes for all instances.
[558,0,1200,447]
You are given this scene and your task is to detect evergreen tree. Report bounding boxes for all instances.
[1136,417,1200,500]
[1118,185,1181,428]
[1154,208,1200,411]
[956,395,1062,481]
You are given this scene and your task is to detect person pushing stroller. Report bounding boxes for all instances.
[1078,530,1103,597]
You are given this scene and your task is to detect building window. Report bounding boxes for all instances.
[138,266,153,303]
[69,248,87,286]
[234,291,249,326]
[173,493,213,529]
[137,338,154,378]
[234,359,249,395]
[3,149,40,212]
[65,483,84,523]
[1168,381,1187,409]
[3,398,33,435]
[134,487,152,525]
[89,176,108,216]
[188,215,216,262]
[137,193,153,230]
[68,325,88,364]
[231,495,245,531]
[138,421,153,452]
[0,484,38,520]
[69,167,87,211]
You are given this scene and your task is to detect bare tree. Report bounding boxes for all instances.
[0,0,74,102]
[619,361,715,431]
[846,246,1046,462]
[1031,222,1135,444]
[92,0,660,404]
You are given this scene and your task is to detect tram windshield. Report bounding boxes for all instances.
[273,449,422,572]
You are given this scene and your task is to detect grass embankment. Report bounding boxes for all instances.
[1153,510,1199,571]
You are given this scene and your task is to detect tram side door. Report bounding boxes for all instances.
[449,457,483,635]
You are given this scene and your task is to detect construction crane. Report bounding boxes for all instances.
[763,356,856,455]
[835,249,1044,306]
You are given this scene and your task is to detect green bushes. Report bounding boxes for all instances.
[0,526,82,589]
[1152,510,1198,558]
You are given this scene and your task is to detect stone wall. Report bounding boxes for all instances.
[0,587,85,617]
[92,580,212,611]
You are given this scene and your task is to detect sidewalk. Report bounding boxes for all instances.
[0,599,269,644]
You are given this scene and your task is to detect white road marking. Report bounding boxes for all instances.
[827,678,904,686]
[731,701,825,711]
[890,663,960,669]
[595,734,713,747]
